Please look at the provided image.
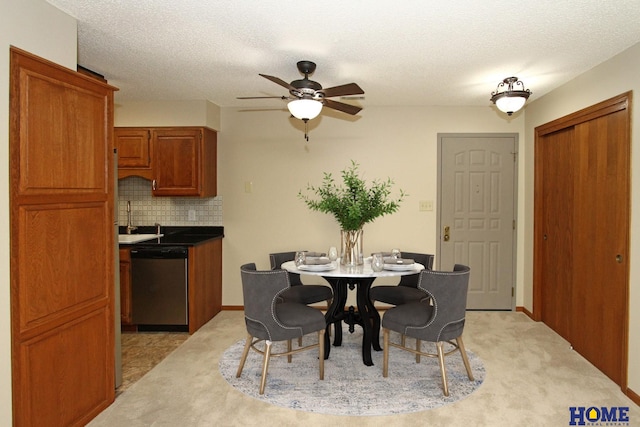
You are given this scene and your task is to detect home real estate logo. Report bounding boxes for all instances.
[569,406,630,426]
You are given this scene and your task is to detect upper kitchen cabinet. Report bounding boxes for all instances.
[116,127,217,197]
[153,127,217,197]
[115,128,152,179]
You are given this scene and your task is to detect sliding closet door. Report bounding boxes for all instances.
[535,127,574,342]
[534,93,630,388]
[570,108,630,385]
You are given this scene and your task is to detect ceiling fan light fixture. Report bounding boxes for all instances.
[490,77,531,116]
[287,98,323,121]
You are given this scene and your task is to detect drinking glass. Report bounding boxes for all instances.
[328,246,338,261]
[371,253,384,272]
[295,251,306,266]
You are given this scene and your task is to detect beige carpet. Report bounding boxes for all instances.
[90,311,639,426]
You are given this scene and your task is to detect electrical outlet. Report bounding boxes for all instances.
[419,200,434,211]
[188,210,196,221]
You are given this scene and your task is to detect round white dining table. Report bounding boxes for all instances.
[282,258,424,366]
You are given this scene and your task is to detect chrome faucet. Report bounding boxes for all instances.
[126,200,138,234]
[155,222,161,235]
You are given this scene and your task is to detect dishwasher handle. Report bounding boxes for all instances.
[130,246,188,259]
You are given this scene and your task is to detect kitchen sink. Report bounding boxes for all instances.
[118,234,163,244]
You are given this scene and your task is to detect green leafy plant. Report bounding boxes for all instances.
[298,160,406,231]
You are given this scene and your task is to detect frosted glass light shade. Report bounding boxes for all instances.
[495,95,527,115]
[288,99,323,120]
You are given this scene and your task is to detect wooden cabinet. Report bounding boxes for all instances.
[118,238,222,334]
[188,238,223,333]
[116,127,217,197]
[115,128,152,179]
[10,47,116,426]
[119,248,133,325]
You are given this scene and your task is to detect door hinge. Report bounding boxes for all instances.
[513,219,516,230]
[512,151,517,162]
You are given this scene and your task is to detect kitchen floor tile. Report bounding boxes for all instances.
[117,332,189,395]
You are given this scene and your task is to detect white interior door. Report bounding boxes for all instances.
[437,134,517,310]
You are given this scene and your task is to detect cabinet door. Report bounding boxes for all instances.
[119,248,133,325]
[115,128,153,179]
[152,128,206,196]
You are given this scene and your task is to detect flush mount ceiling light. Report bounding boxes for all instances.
[490,77,532,116]
[287,98,323,121]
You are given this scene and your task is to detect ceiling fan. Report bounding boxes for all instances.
[238,60,365,124]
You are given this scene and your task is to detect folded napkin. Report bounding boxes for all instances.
[304,251,326,258]
[373,252,393,257]
[383,257,415,265]
[303,257,331,265]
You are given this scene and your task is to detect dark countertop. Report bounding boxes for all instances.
[119,226,224,247]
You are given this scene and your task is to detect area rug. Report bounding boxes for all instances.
[219,326,485,416]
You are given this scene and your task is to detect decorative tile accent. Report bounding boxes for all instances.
[117,177,223,226]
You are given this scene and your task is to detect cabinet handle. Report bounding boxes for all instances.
[152,179,157,190]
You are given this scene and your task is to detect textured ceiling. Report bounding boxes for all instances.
[46,0,640,112]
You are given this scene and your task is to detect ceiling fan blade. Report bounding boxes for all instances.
[237,96,289,100]
[323,99,362,115]
[318,83,364,98]
[259,74,296,91]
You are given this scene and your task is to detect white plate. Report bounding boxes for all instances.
[297,262,337,272]
[383,263,416,271]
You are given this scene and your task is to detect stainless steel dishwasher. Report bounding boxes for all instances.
[130,246,188,330]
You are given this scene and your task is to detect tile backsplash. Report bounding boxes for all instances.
[117,176,223,227]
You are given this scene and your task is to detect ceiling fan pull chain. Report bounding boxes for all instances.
[304,120,309,142]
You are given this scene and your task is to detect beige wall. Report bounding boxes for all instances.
[217,105,525,303]
[0,0,78,423]
[524,41,640,396]
[115,99,221,130]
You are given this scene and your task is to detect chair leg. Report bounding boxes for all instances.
[401,334,406,347]
[298,336,303,347]
[318,329,325,380]
[382,328,390,377]
[456,337,475,381]
[436,341,449,396]
[236,333,253,378]
[415,338,421,363]
[287,339,292,363]
[259,340,273,395]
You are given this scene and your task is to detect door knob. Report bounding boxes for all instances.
[443,225,450,242]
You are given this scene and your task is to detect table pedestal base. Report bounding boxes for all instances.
[323,277,381,366]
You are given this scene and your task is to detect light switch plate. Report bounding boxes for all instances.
[419,200,434,211]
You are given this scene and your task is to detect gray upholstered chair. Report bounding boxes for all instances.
[269,251,333,307]
[369,252,435,306]
[236,263,326,394]
[382,264,474,396]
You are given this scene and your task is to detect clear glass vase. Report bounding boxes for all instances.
[340,228,364,266]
